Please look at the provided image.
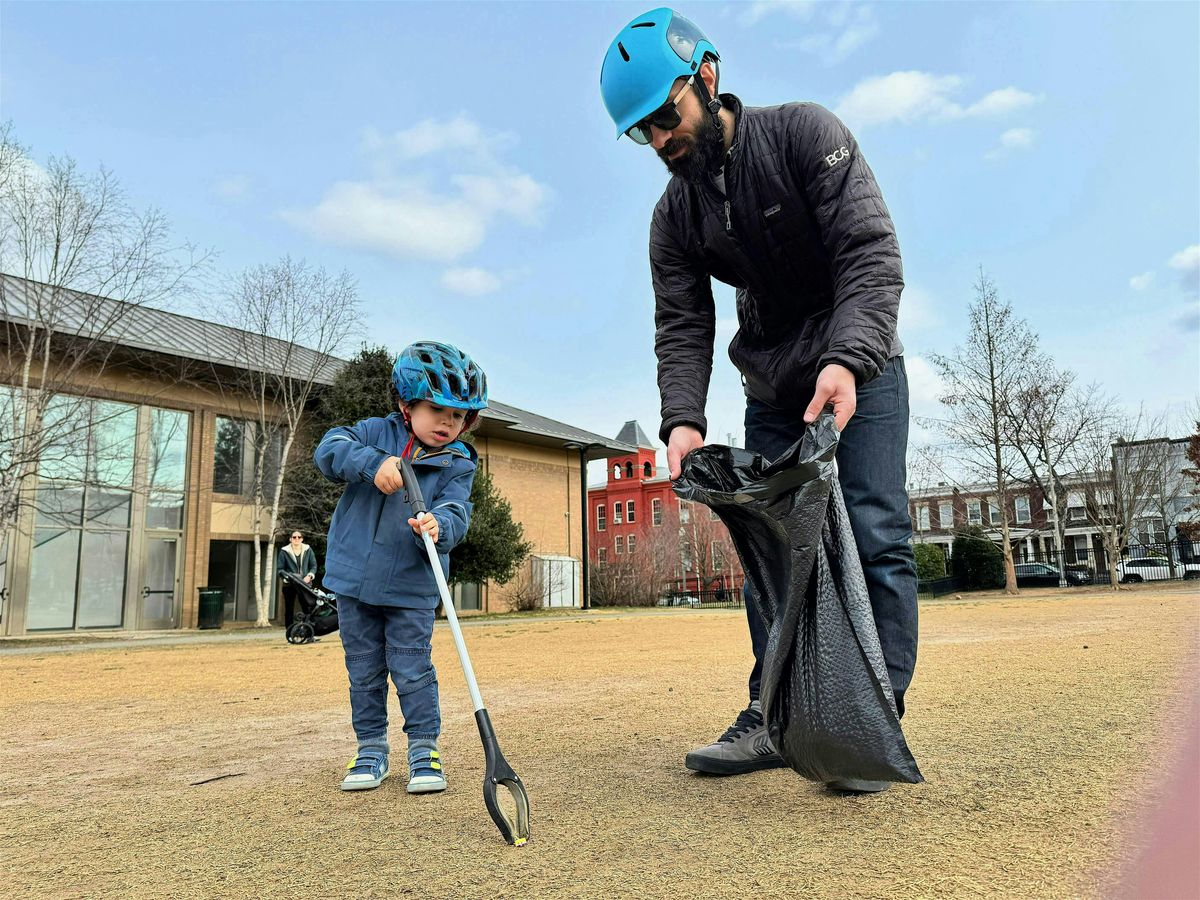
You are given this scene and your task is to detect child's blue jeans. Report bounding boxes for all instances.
[338,596,440,743]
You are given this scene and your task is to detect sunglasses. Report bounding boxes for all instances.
[290,534,302,539]
[626,76,694,145]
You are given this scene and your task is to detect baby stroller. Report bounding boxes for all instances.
[280,571,339,644]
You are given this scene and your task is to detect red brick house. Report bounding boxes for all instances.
[587,421,743,598]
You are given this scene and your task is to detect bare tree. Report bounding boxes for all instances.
[1003,364,1111,568]
[223,258,358,626]
[0,125,206,558]
[927,271,1041,594]
[1123,435,1191,576]
[1078,409,1167,589]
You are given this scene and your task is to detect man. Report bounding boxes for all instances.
[277,530,318,629]
[600,9,917,792]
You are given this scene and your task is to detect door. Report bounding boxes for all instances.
[140,536,180,629]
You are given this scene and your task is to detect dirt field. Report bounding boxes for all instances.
[2,586,1198,899]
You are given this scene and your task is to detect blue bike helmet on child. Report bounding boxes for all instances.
[600,8,720,142]
[392,341,488,411]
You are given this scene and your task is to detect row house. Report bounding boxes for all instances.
[586,421,743,595]
[908,475,1109,564]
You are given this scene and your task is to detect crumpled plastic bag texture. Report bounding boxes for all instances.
[674,413,922,784]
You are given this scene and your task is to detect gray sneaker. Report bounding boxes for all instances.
[685,701,787,775]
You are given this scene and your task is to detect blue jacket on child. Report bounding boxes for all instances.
[314,413,477,608]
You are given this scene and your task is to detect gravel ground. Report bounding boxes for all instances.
[2,586,1197,899]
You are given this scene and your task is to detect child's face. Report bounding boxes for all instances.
[403,400,468,447]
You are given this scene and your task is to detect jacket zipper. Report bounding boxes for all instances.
[724,200,733,234]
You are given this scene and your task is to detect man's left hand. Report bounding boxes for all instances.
[303,574,314,584]
[804,363,857,431]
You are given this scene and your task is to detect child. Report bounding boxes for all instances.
[314,341,487,794]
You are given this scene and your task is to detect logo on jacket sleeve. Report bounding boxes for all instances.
[825,146,850,168]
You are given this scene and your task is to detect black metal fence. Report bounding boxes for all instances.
[657,588,745,609]
[918,540,1200,593]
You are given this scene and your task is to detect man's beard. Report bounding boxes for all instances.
[657,112,725,183]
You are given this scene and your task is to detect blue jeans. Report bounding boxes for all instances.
[338,596,440,743]
[742,356,918,716]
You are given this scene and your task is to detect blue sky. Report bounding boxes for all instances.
[3,1,1198,468]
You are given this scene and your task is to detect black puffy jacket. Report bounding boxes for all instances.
[650,94,904,444]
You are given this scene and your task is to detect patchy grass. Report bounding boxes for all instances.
[1,589,1196,898]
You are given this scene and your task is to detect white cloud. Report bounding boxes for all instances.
[363,114,505,164]
[1168,244,1200,293]
[984,127,1035,161]
[738,0,817,27]
[715,317,739,337]
[441,267,501,296]
[213,175,251,200]
[1129,271,1155,292]
[898,285,939,336]
[284,115,548,262]
[835,71,1040,130]
[777,5,879,64]
[962,88,1039,118]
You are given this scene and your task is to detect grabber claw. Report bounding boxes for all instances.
[477,709,530,846]
[399,456,532,846]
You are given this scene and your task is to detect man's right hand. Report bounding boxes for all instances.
[667,425,705,480]
[374,456,405,494]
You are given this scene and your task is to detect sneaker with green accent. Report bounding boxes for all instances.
[407,746,447,794]
[340,745,389,791]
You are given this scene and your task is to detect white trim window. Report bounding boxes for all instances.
[916,505,931,531]
[680,502,691,524]
[596,503,606,532]
[938,501,953,529]
[711,541,725,570]
[987,496,1001,525]
[1014,495,1031,524]
[627,534,636,554]
[652,497,663,526]
[597,547,607,564]
[613,502,623,525]
[615,535,624,555]
[626,500,636,523]
[1067,490,1086,522]
[967,500,983,526]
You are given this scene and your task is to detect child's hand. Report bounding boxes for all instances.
[409,514,439,543]
[374,456,404,494]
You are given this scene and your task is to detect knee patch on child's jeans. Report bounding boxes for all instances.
[345,649,389,691]
[386,646,437,696]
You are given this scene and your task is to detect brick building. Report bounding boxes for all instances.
[587,421,743,598]
[0,275,630,635]
[908,475,1108,564]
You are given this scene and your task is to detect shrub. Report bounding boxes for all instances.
[951,526,1004,589]
[913,543,947,581]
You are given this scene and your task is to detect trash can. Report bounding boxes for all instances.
[197,587,225,630]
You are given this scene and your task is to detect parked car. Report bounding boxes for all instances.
[657,594,700,608]
[1116,556,1200,583]
[1013,563,1090,588]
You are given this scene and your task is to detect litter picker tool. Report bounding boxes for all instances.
[399,456,531,846]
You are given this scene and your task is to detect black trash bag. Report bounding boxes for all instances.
[674,412,922,784]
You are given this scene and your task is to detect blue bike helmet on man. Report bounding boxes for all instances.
[600,8,721,145]
[392,341,488,430]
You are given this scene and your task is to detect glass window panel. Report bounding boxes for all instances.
[36,394,89,481]
[148,409,189,491]
[26,528,80,630]
[89,401,137,487]
[35,483,84,528]
[146,491,184,530]
[86,489,131,528]
[77,530,127,627]
[213,417,246,494]
[258,427,283,500]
